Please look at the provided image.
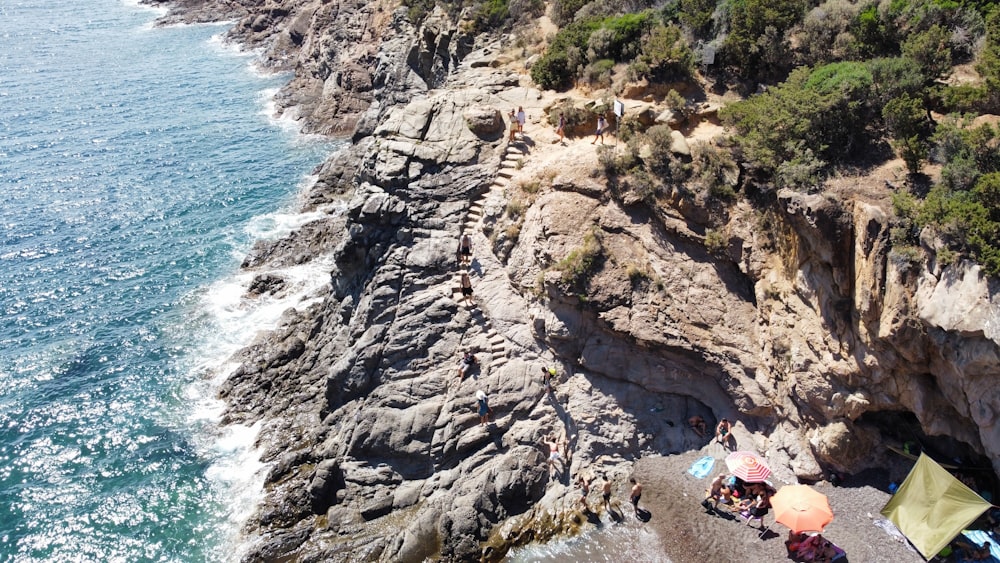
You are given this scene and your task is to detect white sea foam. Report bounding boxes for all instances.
[120,0,168,17]
[178,223,339,543]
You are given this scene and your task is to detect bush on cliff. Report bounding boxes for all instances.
[555,228,606,288]
[720,61,876,188]
[531,11,670,90]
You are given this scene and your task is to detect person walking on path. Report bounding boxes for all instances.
[476,390,492,426]
[556,113,565,144]
[459,233,472,265]
[516,106,526,136]
[460,272,474,305]
[591,115,606,145]
[629,478,643,513]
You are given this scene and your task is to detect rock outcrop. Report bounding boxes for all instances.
[156,1,1000,561]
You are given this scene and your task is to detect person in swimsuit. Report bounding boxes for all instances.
[459,233,472,265]
[577,475,590,510]
[556,113,565,144]
[460,273,473,305]
[545,434,562,474]
[716,417,732,448]
[629,478,642,513]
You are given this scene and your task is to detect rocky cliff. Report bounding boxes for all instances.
[154,1,1000,561]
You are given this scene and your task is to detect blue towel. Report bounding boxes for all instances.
[688,456,715,479]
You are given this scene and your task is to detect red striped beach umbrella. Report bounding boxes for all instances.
[725,450,772,483]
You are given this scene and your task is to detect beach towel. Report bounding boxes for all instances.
[688,456,715,479]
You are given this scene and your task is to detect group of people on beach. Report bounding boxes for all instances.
[687,414,734,450]
[574,472,644,516]
[702,472,774,529]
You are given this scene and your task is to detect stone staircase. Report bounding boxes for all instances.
[448,139,531,375]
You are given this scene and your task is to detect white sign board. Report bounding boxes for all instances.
[613,99,624,118]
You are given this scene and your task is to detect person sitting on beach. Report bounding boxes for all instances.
[688,415,707,437]
[740,485,771,527]
[715,418,732,447]
[457,351,477,380]
[795,534,823,561]
[955,540,992,561]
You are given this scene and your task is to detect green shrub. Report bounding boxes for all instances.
[795,0,861,66]
[638,23,694,79]
[555,228,605,286]
[506,198,526,219]
[678,0,719,36]
[883,93,930,174]
[722,0,805,78]
[471,0,511,32]
[720,62,874,182]
[704,228,729,254]
[933,84,988,114]
[901,24,952,79]
[552,0,592,26]
[626,263,651,286]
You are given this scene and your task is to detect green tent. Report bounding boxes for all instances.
[880,453,992,559]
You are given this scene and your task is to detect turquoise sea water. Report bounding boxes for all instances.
[0,1,338,560]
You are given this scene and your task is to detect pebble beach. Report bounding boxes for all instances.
[633,448,928,563]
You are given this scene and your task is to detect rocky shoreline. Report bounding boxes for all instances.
[151,1,1000,561]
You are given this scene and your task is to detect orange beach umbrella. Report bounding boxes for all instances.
[725,450,772,483]
[770,484,834,533]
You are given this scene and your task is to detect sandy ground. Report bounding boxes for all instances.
[632,447,926,563]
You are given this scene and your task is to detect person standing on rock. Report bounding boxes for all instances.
[577,475,591,511]
[459,233,472,265]
[591,115,606,145]
[476,390,492,426]
[602,475,613,510]
[556,113,565,144]
[545,434,563,475]
[629,478,642,513]
[460,272,474,305]
[516,106,526,136]
[508,108,517,142]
